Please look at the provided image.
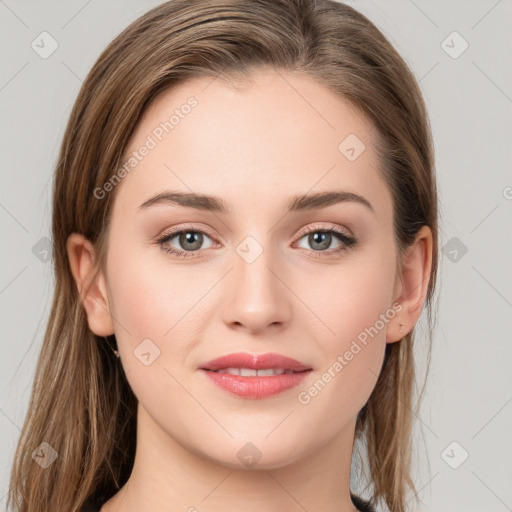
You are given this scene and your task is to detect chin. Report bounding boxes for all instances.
[196,436,308,471]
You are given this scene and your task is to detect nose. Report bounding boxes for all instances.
[222,237,292,334]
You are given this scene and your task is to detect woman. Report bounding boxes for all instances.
[7,1,438,511]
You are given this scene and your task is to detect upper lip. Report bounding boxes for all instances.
[199,352,312,372]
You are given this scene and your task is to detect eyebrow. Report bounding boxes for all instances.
[138,190,375,214]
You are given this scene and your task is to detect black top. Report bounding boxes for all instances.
[82,493,376,512]
[351,493,377,512]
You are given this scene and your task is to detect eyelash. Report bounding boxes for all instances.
[155,223,357,260]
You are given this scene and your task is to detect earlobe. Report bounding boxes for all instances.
[386,226,433,343]
[66,233,115,336]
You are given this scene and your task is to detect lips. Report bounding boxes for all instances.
[199,352,312,399]
[199,352,312,373]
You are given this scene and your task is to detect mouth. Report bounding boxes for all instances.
[199,352,312,399]
[199,351,312,372]
[205,367,309,376]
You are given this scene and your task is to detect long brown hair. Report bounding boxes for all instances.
[7,1,438,511]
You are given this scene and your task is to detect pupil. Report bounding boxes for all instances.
[181,232,202,250]
[310,232,330,250]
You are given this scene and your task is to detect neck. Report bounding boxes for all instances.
[102,403,359,512]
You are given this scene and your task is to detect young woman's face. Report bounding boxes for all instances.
[102,69,402,469]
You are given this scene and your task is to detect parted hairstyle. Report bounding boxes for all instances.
[7,1,439,511]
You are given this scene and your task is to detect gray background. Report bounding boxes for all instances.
[1,1,511,511]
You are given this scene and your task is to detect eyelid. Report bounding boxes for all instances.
[296,222,353,239]
[156,223,220,244]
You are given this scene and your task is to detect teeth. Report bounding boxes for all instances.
[215,368,290,376]
[257,368,282,376]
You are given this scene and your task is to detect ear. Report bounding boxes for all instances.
[66,233,115,336]
[386,225,433,343]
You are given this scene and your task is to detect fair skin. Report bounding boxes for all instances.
[67,69,432,512]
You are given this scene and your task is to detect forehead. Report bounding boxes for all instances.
[112,69,392,219]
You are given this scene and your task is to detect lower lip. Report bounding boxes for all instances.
[200,369,311,399]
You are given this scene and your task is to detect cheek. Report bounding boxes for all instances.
[105,247,204,407]
[293,250,395,413]
[300,249,397,347]
[105,245,199,357]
